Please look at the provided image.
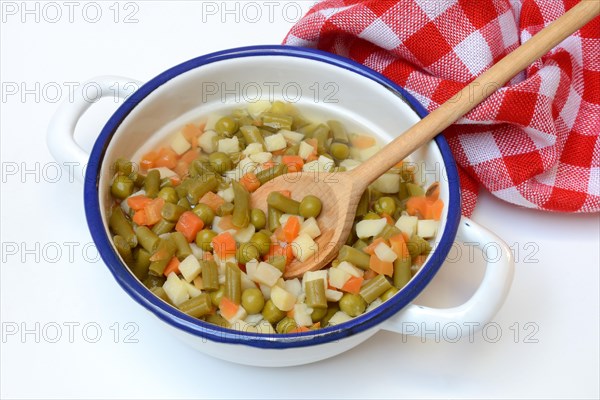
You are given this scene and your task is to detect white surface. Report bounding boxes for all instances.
[1,1,598,398]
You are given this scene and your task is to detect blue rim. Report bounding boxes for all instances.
[84,45,461,349]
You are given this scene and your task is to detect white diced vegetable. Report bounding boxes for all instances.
[417,220,439,239]
[366,298,383,313]
[189,243,204,260]
[217,186,235,203]
[303,270,328,293]
[374,242,398,263]
[281,129,304,144]
[358,145,380,161]
[205,114,224,131]
[252,261,283,287]
[270,285,296,312]
[395,215,418,237]
[318,155,335,172]
[218,136,240,154]
[245,259,259,280]
[184,281,203,298]
[222,306,248,324]
[247,100,271,119]
[242,142,264,156]
[230,319,255,332]
[241,272,257,291]
[244,313,264,326]
[291,233,317,262]
[325,289,344,302]
[255,319,277,334]
[328,267,351,289]
[148,167,177,179]
[284,278,302,298]
[298,141,315,159]
[328,311,352,326]
[299,217,321,239]
[199,130,218,153]
[337,261,364,278]
[163,272,189,306]
[293,303,314,327]
[170,130,191,155]
[355,218,387,238]
[259,283,271,300]
[339,159,361,171]
[179,254,202,282]
[234,224,255,244]
[264,133,287,152]
[372,173,400,193]
[249,152,273,164]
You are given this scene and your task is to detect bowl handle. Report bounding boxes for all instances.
[46,76,142,183]
[381,216,514,337]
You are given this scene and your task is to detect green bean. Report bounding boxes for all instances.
[262,113,293,131]
[363,212,381,220]
[216,202,234,217]
[148,238,176,276]
[267,206,283,231]
[381,286,399,302]
[131,248,151,281]
[135,226,160,253]
[401,165,415,183]
[339,293,367,317]
[262,299,286,325]
[369,188,384,202]
[157,186,178,203]
[210,285,225,307]
[231,181,250,228]
[276,317,297,334]
[133,172,145,188]
[297,123,319,137]
[321,304,340,327]
[376,224,402,240]
[150,286,170,303]
[111,175,134,200]
[193,203,215,225]
[144,169,160,198]
[242,288,265,315]
[250,208,266,230]
[236,242,260,264]
[352,239,368,251]
[161,202,186,223]
[113,235,133,264]
[256,163,287,185]
[355,190,370,218]
[284,144,299,155]
[159,177,172,189]
[337,245,370,270]
[208,152,233,174]
[109,206,137,248]
[151,219,175,235]
[398,182,409,201]
[206,313,228,328]
[360,275,393,304]
[187,175,218,204]
[267,255,287,273]
[406,182,424,197]
[201,260,219,292]
[143,274,165,290]
[172,231,192,260]
[312,124,330,154]
[225,262,242,305]
[299,195,322,218]
[305,279,327,309]
[407,234,431,259]
[240,125,266,147]
[177,196,191,211]
[311,306,328,322]
[114,158,133,175]
[267,191,300,215]
[330,142,349,161]
[196,229,217,252]
[327,120,349,144]
[178,293,213,318]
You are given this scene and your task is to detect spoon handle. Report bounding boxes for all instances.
[352,0,600,187]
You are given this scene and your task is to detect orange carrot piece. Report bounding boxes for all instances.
[219,297,240,319]
[182,124,201,142]
[140,151,158,170]
[282,155,304,173]
[239,172,261,192]
[363,237,387,256]
[342,276,364,295]
[174,160,189,177]
[305,153,319,163]
[199,191,225,212]
[163,256,181,276]
[261,160,276,170]
[282,216,301,243]
[217,215,237,232]
[369,255,394,277]
[350,135,376,149]
[289,326,310,333]
[154,147,179,169]
[132,210,147,226]
[406,196,428,219]
[278,190,291,198]
[181,148,199,164]
[211,232,237,259]
[274,227,286,242]
[363,269,377,280]
[389,234,410,259]
[127,195,153,211]
[381,213,394,225]
[414,254,428,267]
[144,198,165,226]
[175,211,205,242]
[428,199,444,221]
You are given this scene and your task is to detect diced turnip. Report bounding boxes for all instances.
[205,114,224,131]
[417,220,439,239]
[339,159,361,171]
[299,217,321,239]
[179,254,202,282]
[303,160,326,173]
[374,242,398,262]
[234,224,255,244]
[241,271,257,291]
[355,218,387,238]
[291,233,317,262]
[255,319,277,334]
[253,261,283,287]
[318,155,334,172]
[293,303,313,327]
[218,136,240,154]
[199,130,218,153]
[170,130,191,155]
[328,267,351,289]
[247,100,271,119]
[163,272,189,306]
[270,285,296,312]
[217,186,235,203]
[242,142,264,156]
[184,281,203,298]
[325,289,343,302]
[372,173,400,193]
[281,129,304,144]
[244,313,264,326]
[337,261,364,278]
[328,311,352,326]
[264,133,286,152]
[189,243,204,260]
[249,152,273,164]
[298,141,315,160]
[395,215,418,237]
[259,283,271,300]
[284,278,302,298]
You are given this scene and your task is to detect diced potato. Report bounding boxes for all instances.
[247,100,271,119]
[298,141,315,160]
[255,319,277,334]
[249,152,273,164]
[179,254,202,282]
[328,311,352,326]
[259,283,271,300]
[222,306,248,324]
[218,136,240,154]
[318,155,334,172]
[395,215,418,237]
[358,145,381,161]
[163,272,189,306]
[270,285,296,312]
[339,159,360,171]
[245,259,259,281]
[184,281,203,298]
[234,224,256,244]
[374,242,398,262]
[241,272,257,291]
[264,133,287,152]
[284,278,302,298]
[244,313,264,326]
[281,129,304,144]
[148,167,177,179]
[328,267,351,289]
[418,219,439,239]
[355,218,387,238]
[170,131,191,155]
[242,142,264,156]
[325,289,344,302]
[230,319,255,332]
[199,130,218,153]
[366,298,383,313]
[252,261,283,287]
[217,186,235,203]
[189,243,204,260]
[337,261,364,278]
[302,270,328,293]
[293,303,313,327]
[205,114,224,131]
[372,173,400,193]
[299,217,321,239]
[291,233,317,262]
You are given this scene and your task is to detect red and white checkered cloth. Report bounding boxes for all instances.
[283,0,600,216]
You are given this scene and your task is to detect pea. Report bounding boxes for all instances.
[241,288,265,315]
[250,208,266,230]
[210,285,225,307]
[196,229,217,252]
[299,195,322,218]
[339,293,367,317]
[157,187,178,204]
[236,242,260,264]
[330,142,349,161]
[250,232,271,256]
[381,287,399,302]
[208,152,233,174]
[111,175,134,200]
[374,197,396,215]
[193,203,215,225]
[114,158,133,175]
[215,116,238,137]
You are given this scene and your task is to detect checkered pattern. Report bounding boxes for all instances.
[284,0,600,215]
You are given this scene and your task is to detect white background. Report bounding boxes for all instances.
[1,1,598,398]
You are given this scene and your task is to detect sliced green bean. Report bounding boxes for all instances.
[111,175,134,200]
[187,175,218,204]
[172,231,192,260]
[376,224,402,240]
[321,304,340,327]
[178,293,213,318]
[262,113,293,131]
[312,124,330,154]
[284,144,299,155]
[148,237,176,276]
[225,262,242,305]
[151,219,175,235]
[352,239,368,251]
[240,125,266,147]
[131,248,151,281]
[216,202,234,217]
[305,279,327,309]
[150,286,170,303]
[161,202,186,222]
[267,206,283,231]
[109,206,137,248]
[135,226,160,253]
[406,182,424,197]
[407,234,432,259]
[262,299,286,325]
[157,186,178,204]
[267,255,286,273]
[143,274,165,290]
[276,317,297,334]
[201,260,219,292]
[177,196,191,211]
[232,181,250,228]
[256,163,287,185]
[113,235,133,264]
[360,275,393,304]
[337,245,370,270]
[267,192,300,215]
[114,158,133,175]
[144,169,160,198]
[327,120,349,143]
[206,313,229,328]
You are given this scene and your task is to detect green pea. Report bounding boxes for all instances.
[250,232,271,256]
[157,187,178,204]
[208,152,233,174]
[241,288,265,315]
[111,175,134,200]
[339,293,367,317]
[330,142,349,161]
[299,195,322,218]
[374,197,396,215]
[215,116,238,137]
[236,242,260,265]
[250,208,266,230]
[381,287,399,302]
[193,203,215,225]
[210,285,225,307]
[196,229,217,252]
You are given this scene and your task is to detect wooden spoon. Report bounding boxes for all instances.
[251,0,600,278]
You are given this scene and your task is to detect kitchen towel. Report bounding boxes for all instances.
[284,0,600,216]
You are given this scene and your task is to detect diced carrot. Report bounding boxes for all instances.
[182,124,202,142]
[381,213,394,225]
[363,237,387,256]
[140,151,158,170]
[414,254,428,267]
[281,155,304,173]
[282,216,301,243]
[274,227,286,242]
[311,322,321,329]
[289,326,310,333]
[203,252,214,261]
[190,135,198,151]
[350,135,376,149]
[174,160,190,177]
[369,254,394,277]
[239,172,261,192]
[199,191,225,212]
[217,215,237,232]
[426,182,440,202]
[175,211,205,242]
[363,269,377,280]
[342,276,364,295]
[389,234,410,259]
[211,231,237,259]
[170,176,182,186]
[181,148,199,164]
[144,198,165,226]
[428,199,444,221]
[286,308,295,318]
[305,153,319,163]
[127,195,153,211]
[271,149,287,156]
[261,160,276,170]
[305,138,318,154]
[406,196,428,219]
[163,256,180,276]
[132,209,147,226]
[278,190,291,198]
[219,296,240,319]
[154,147,179,169]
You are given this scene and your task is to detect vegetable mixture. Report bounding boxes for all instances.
[108,100,444,334]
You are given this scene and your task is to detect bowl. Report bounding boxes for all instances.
[47,45,514,367]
